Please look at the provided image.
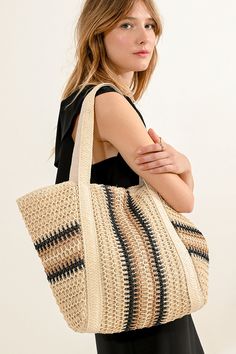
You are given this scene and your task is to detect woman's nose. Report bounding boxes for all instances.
[136,27,150,44]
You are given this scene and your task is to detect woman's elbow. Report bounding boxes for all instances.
[177,194,194,213]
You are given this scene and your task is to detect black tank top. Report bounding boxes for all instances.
[54,84,146,186]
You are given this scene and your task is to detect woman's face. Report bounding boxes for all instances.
[103,0,157,85]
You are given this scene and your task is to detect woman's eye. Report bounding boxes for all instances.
[120,23,155,30]
[120,23,133,29]
[147,24,156,30]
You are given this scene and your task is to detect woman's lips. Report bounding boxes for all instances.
[134,52,149,57]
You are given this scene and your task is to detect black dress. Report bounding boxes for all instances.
[54,84,205,354]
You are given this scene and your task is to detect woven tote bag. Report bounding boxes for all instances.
[16,82,209,334]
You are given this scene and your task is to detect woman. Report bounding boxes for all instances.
[53,0,205,353]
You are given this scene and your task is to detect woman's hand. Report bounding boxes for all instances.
[134,128,191,175]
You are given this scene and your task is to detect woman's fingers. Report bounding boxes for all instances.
[135,151,169,164]
[136,128,167,154]
[147,128,160,143]
[136,142,164,155]
[149,164,175,174]
[135,130,191,175]
[148,128,167,149]
[138,157,173,171]
[135,128,171,174]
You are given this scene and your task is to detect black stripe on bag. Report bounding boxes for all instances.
[34,221,80,253]
[171,220,209,262]
[126,190,168,326]
[188,248,209,262]
[171,220,203,236]
[46,258,85,284]
[103,185,138,332]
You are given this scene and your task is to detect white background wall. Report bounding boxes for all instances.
[1,0,235,353]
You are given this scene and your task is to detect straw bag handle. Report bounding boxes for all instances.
[69,82,149,189]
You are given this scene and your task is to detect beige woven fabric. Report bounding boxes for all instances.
[16,83,209,334]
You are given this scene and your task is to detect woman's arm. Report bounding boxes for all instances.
[94,92,194,213]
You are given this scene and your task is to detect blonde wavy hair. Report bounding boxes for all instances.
[49,0,163,161]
